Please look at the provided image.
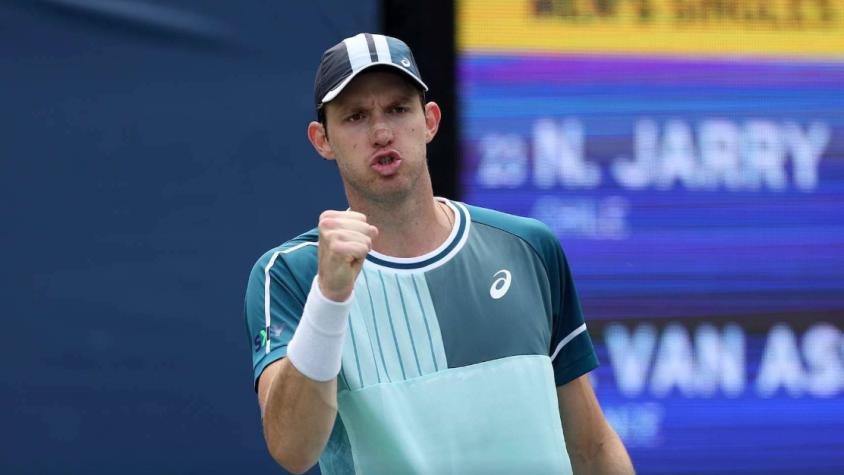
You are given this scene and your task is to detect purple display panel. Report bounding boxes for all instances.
[459,54,844,474]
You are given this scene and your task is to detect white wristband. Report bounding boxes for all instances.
[286,277,353,382]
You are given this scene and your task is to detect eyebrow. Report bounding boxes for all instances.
[335,92,416,113]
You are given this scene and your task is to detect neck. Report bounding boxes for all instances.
[348,192,453,258]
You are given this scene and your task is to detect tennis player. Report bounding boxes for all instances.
[245,33,634,474]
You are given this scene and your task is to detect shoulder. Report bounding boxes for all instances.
[249,228,320,281]
[463,203,560,254]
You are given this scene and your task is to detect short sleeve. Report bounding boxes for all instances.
[547,239,599,386]
[244,245,317,391]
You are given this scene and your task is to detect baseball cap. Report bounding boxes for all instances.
[313,33,428,112]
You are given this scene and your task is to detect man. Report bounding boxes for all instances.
[245,33,634,474]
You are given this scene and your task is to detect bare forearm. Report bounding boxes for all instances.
[260,358,337,474]
[558,377,634,475]
[569,424,634,475]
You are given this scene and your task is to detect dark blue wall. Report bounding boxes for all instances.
[1,1,377,472]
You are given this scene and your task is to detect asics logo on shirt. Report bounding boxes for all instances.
[490,269,512,299]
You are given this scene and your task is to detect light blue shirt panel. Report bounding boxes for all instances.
[343,267,447,391]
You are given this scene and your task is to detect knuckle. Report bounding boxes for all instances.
[320,210,342,221]
[320,217,336,229]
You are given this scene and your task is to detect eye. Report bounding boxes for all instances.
[390,105,409,114]
[346,112,365,122]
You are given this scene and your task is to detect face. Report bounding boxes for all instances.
[307,70,441,205]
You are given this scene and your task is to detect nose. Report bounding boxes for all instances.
[370,115,393,147]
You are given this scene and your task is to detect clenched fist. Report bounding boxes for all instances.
[317,210,379,302]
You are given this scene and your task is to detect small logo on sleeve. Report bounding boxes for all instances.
[255,324,285,353]
[490,269,512,299]
[253,327,268,353]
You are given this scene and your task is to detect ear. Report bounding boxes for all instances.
[423,101,441,144]
[307,121,335,160]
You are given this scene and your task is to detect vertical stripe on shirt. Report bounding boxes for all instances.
[395,274,423,377]
[363,270,391,382]
[347,316,364,388]
[378,270,408,380]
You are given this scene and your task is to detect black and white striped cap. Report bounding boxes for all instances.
[314,33,428,111]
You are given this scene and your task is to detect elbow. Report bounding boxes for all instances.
[263,421,321,475]
[267,444,318,475]
[277,458,316,475]
[262,409,318,473]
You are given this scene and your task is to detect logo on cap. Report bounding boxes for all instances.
[400,58,411,68]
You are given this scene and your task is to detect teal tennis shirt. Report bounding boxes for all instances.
[245,198,598,474]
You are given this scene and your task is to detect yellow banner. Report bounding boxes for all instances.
[458,0,844,58]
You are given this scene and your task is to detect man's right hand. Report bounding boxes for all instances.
[317,210,378,302]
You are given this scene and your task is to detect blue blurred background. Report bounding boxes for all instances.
[1,1,374,472]
[3,1,842,474]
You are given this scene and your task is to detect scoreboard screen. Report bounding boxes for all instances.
[457,1,844,473]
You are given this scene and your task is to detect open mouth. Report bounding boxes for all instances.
[377,155,396,165]
[372,151,401,166]
[371,151,402,176]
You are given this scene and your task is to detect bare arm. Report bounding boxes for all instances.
[258,358,337,473]
[557,375,635,475]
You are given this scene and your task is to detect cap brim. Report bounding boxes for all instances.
[319,61,429,106]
